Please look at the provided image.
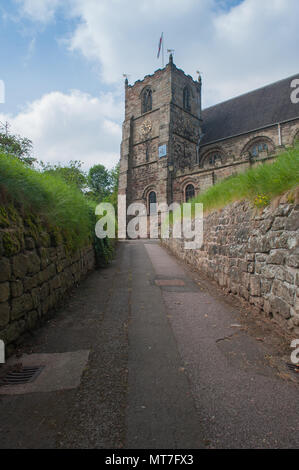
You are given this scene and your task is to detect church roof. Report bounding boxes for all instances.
[201,73,299,146]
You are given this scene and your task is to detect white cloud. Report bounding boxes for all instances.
[0,90,122,170]
[66,0,214,85]
[7,0,299,169]
[15,0,61,23]
[64,0,299,105]
[14,0,299,105]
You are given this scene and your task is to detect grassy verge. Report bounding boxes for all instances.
[163,146,299,230]
[0,153,115,261]
[189,146,298,212]
[192,146,299,213]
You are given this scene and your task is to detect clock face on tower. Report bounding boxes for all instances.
[140,120,152,137]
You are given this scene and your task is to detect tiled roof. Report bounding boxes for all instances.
[201,73,299,146]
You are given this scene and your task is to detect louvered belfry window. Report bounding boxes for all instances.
[142,88,152,114]
[183,86,191,112]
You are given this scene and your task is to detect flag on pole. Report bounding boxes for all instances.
[157,32,163,59]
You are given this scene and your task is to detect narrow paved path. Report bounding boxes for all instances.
[0,240,298,449]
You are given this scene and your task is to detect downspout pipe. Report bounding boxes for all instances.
[278,123,282,146]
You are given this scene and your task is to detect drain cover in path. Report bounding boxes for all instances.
[155,279,185,287]
[0,350,90,395]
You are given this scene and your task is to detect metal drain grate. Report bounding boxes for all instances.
[287,363,299,374]
[0,366,44,386]
[155,279,185,287]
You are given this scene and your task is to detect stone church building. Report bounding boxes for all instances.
[119,54,299,216]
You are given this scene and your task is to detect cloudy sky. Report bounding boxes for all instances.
[0,0,298,169]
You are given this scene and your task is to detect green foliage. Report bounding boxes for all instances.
[2,231,23,257]
[193,147,299,213]
[0,122,35,166]
[94,237,115,266]
[102,163,119,209]
[40,160,87,191]
[87,163,119,207]
[87,164,112,200]
[0,152,99,253]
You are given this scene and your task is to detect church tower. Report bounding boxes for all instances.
[118,54,202,221]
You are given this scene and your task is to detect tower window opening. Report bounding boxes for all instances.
[183,86,191,112]
[142,88,152,114]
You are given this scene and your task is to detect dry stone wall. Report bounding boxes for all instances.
[0,208,95,352]
[162,198,299,335]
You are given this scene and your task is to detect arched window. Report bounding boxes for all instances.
[250,141,269,157]
[142,88,152,114]
[185,184,195,202]
[208,153,222,166]
[183,86,191,112]
[148,191,157,214]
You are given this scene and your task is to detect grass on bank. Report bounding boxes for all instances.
[192,146,298,214]
[163,146,299,231]
[0,153,114,257]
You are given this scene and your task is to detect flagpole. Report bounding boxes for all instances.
[162,32,164,67]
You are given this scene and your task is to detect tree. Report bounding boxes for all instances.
[108,163,119,208]
[0,121,35,166]
[40,160,87,191]
[87,164,113,201]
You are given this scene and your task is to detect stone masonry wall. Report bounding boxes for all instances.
[0,208,95,353]
[161,197,299,335]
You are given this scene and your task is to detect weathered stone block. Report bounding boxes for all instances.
[286,250,299,268]
[23,273,41,292]
[26,310,38,329]
[268,232,289,250]
[11,294,33,320]
[270,296,290,319]
[0,302,10,328]
[0,258,11,282]
[50,275,61,291]
[248,236,270,253]
[0,322,18,343]
[11,280,24,298]
[38,247,50,269]
[285,210,299,231]
[0,282,10,303]
[272,217,286,231]
[25,237,35,250]
[248,263,254,273]
[40,282,50,299]
[261,279,272,295]
[272,280,295,305]
[250,276,261,297]
[12,254,29,278]
[239,286,249,300]
[287,233,299,250]
[261,264,285,281]
[267,250,286,265]
[27,252,41,274]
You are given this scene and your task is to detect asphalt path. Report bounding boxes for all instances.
[0,240,298,449]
